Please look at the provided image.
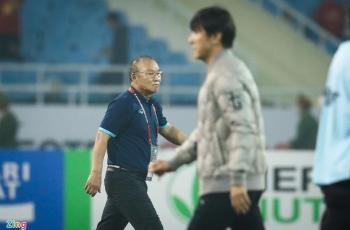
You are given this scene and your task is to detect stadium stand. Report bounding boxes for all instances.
[1,0,200,104]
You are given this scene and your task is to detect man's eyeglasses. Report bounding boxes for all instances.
[133,71,163,79]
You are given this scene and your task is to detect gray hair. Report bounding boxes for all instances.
[129,55,156,81]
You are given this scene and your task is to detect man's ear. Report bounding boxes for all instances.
[212,32,222,45]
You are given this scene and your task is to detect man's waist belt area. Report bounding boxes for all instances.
[107,165,147,181]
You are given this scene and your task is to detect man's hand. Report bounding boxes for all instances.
[84,171,102,197]
[230,185,251,214]
[149,160,171,176]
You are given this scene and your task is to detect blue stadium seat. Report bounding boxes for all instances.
[18,2,202,104]
[1,71,36,84]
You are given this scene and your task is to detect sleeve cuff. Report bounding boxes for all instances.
[168,158,182,171]
[167,147,188,171]
[98,127,116,138]
[230,171,247,187]
[160,122,170,129]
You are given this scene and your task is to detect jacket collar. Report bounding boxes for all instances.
[208,49,232,73]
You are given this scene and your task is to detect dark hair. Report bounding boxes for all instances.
[190,6,236,48]
[128,55,156,81]
[107,11,120,22]
[297,94,312,111]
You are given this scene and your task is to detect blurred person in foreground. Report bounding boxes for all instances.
[84,56,187,230]
[0,92,18,148]
[151,6,267,230]
[313,40,350,230]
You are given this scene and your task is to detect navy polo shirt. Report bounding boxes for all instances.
[99,88,169,173]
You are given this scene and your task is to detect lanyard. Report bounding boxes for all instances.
[130,88,159,144]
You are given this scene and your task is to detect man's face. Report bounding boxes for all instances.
[132,60,162,95]
[187,28,216,61]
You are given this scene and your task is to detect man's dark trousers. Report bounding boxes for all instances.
[320,179,350,230]
[96,168,163,230]
[187,191,265,230]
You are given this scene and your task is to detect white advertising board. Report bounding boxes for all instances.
[13,105,302,149]
[92,150,322,230]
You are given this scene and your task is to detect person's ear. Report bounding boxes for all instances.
[212,32,222,45]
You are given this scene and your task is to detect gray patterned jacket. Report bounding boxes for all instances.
[169,50,267,195]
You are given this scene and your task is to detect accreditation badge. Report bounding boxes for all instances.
[146,144,160,181]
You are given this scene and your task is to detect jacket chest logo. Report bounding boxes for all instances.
[229,93,243,110]
[324,87,339,106]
